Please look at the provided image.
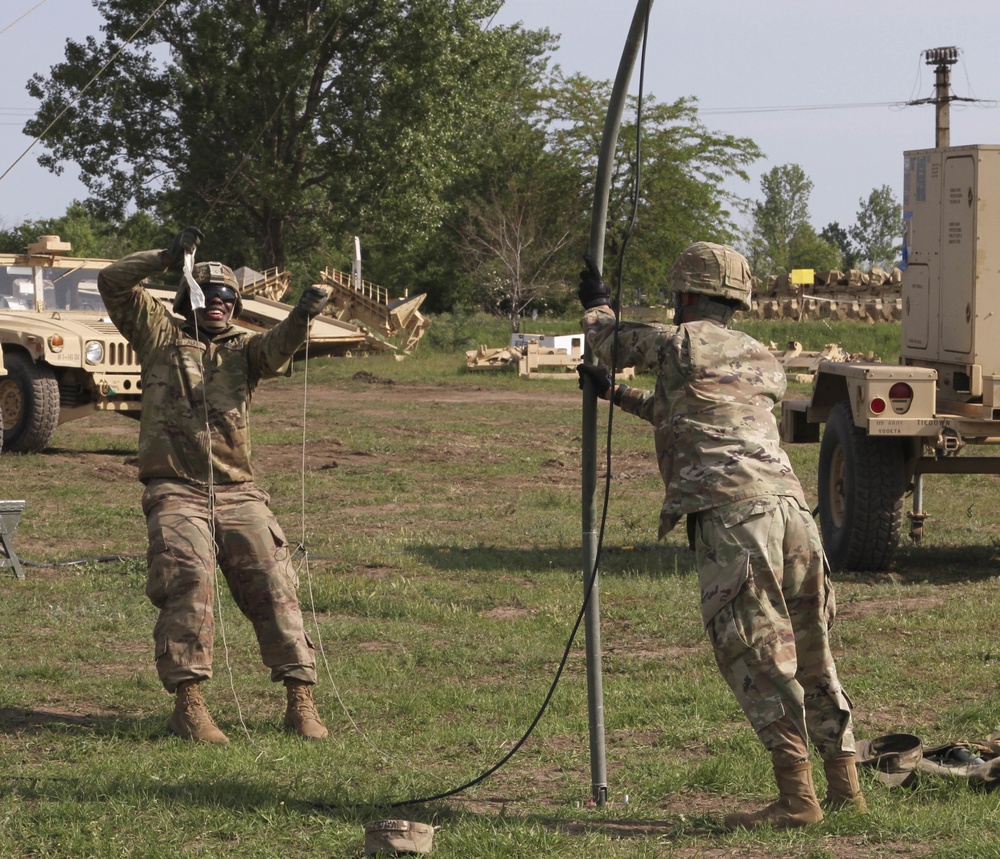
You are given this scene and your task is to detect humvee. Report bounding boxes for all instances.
[0,235,142,452]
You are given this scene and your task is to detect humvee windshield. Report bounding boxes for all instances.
[0,266,108,313]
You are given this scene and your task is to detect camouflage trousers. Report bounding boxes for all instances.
[141,479,317,693]
[693,495,855,763]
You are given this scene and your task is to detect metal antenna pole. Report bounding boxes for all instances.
[582,0,653,808]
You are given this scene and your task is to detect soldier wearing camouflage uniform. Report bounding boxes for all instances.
[98,227,330,744]
[577,242,865,829]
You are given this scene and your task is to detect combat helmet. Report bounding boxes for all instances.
[173,261,244,319]
[668,242,753,312]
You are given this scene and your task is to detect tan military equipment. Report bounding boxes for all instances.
[780,47,1000,572]
[0,235,144,452]
[745,267,903,323]
[465,333,636,380]
[319,266,429,354]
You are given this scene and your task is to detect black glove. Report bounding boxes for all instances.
[578,255,611,309]
[576,362,613,397]
[162,226,204,268]
[296,285,331,319]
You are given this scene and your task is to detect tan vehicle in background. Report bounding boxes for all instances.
[0,235,143,453]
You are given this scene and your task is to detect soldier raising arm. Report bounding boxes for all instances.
[98,227,332,744]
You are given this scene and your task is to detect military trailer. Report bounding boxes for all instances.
[780,48,1000,572]
[0,235,143,452]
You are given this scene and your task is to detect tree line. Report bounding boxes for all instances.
[748,164,902,279]
[0,0,902,326]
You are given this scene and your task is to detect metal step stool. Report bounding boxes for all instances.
[1,500,26,579]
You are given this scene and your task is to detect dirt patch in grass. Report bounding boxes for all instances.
[835,594,946,621]
[480,606,534,621]
[0,706,102,730]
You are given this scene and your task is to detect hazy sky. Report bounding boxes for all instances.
[2,0,999,236]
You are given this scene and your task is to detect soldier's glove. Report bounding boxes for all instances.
[576,362,613,398]
[578,255,611,310]
[161,226,204,269]
[296,285,331,319]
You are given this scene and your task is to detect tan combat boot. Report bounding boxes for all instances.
[167,681,229,744]
[723,760,824,831]
[284,679,328,740]
[823,755,867,812]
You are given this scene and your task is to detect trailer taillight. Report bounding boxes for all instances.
[869,397,887,415]
[889,382,914,414]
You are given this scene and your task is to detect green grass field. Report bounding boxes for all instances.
[3,317,1000,858]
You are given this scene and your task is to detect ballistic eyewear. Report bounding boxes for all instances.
[202,284,237,304]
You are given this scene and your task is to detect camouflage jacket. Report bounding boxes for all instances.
[583,306,806,537]
[98,250,310,485]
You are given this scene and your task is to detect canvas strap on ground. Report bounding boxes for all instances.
[363,819,436,855]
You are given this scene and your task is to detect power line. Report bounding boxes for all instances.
[0,0,172,187]
[0,0,50,39]
[700,101,899,116]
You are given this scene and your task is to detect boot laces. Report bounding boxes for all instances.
[288,686,320,721]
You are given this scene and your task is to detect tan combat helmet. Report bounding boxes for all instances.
[668,241,753,312]
[173,261,244,318]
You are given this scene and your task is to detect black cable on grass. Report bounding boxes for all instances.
[391,0,653,809]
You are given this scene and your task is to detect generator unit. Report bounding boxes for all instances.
[901,144,1000,413]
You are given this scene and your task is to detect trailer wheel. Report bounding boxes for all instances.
[818,399,905,572]
[0,351,61,453]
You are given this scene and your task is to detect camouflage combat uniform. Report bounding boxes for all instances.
[584,305,855,763]
[98,250,317,693]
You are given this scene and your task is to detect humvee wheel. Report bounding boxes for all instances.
[0,351,60,453]
[818,399,905,572]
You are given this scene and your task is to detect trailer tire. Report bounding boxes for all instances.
[818,399,905,572]
[0,351,60,453]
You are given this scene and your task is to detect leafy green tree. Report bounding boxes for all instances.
[746,163,815,276]
[850,185,903,269]
[0,202,162,258]
[788,222,842,273]
[820,221,856,271]
[25,0,550,293]
[538,74,762,305]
